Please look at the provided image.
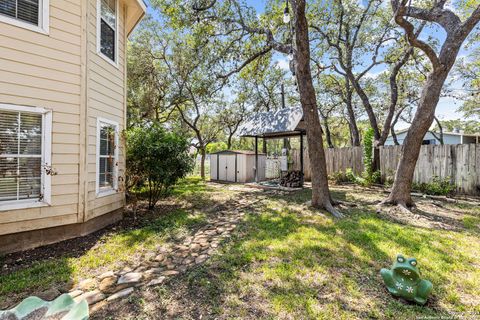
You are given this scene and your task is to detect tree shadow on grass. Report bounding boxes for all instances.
[268,187,379,210]
[378,206,465,232]
[67,182,478,319]
[0,178,236,311]
[104,189,475,319]
[0,203,207,310]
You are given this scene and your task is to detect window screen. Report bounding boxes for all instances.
[100,0,116,62]
[0,110,42,202]
[0,0,40,26]
[98,123,116,190]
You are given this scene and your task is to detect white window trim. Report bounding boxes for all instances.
[0,0,50,35]
[96,0,119,68]
[96,117,119,197]
[0,103,52,212]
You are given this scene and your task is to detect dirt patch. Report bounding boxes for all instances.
[377,197,479,231]
[0,202,181,276]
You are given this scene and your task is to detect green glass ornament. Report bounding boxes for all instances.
[0,293,88,320]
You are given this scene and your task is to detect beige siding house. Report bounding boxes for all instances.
[0,0,145,253]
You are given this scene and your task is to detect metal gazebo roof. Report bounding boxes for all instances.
[238,107,305,138]
[237,107,306,185]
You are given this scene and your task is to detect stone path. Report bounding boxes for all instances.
[57,193,258,313]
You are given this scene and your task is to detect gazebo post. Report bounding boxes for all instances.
[255,136,259,182]
[300,132,304,186]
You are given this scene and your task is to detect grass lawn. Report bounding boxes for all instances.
[198,191,480,319]
[1,178,479,319]
[0,178,220,307]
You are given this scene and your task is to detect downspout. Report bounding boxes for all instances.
[79,0,89,223]
[123,3,128,206]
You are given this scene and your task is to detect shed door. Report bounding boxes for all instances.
[226,155,236,182]
[218,155,228,180]
[210,154,218,180]
[218,154,236,181]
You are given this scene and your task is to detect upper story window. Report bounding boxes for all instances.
[97,0,117,65]
[0,104,52,211]
[0,0,49,34]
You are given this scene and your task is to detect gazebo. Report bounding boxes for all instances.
[237,107,306,185]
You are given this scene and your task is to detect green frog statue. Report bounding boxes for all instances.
[380,254,432,305]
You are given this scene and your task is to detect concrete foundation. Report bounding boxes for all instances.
[0,209,123,255]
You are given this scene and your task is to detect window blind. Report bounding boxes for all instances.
[0,0,40,26]
[100,0,116,61]
[0,110,42,202]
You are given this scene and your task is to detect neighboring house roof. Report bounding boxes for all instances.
[125,0,147,36]
[391,128,480,138]
[237,107,305,138]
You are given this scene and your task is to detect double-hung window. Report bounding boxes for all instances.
[97,0,117,65]
[0,0,49,34]
[96,118,119,196]
[0,104,52,210]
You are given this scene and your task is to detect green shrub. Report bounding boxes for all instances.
[126,123,194,209]
[328,171,344,184]
[360,170,381,186]
[345,168,357,183]
[412,176,455,196]
[329,168,357,184]
[363,127,375,176]
[358,127,381,187]
[384,170,395,187]
[329,168,381,187]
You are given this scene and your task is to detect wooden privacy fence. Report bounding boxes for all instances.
[291,146,364,181]
[380,144,480,195]
[290,144,480,196]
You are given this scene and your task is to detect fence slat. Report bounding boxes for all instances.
[293,144,479,196]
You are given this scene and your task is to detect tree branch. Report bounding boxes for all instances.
[458,5,480,39]
[218,45,272,78]
[403,5,461,33]
[392,0,441,70]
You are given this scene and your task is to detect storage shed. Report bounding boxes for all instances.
[210,150,266,183]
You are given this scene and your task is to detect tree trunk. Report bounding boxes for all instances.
[384,70,448,206]
[344,76,361,147]
[430,116,444,145]
[324,120,334,148]
[385,0,480,207]
[293,0,341,217]
[372,147,380,172]
[346,107,361,147]
[200,147,206,180]
[391,126,399,145]
[227,132,233,149]
[373,49,414,171]
[346,69,381,142]
[390,106,405,146]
